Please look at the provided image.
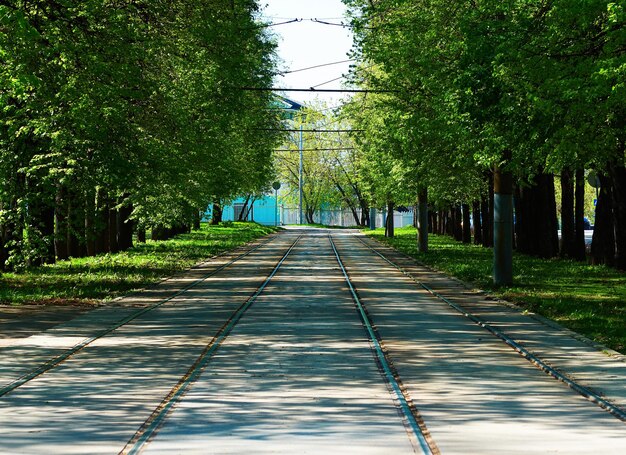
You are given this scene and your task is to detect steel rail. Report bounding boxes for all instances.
[121,234,303,455]
[0,234,281,398]
[328,234,435,455]
[352,234,626,423]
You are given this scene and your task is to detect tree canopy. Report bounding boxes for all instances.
[0,0,281,269]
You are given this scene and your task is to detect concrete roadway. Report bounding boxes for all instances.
[0,228,624,454]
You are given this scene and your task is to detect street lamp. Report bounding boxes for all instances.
[298,123,304,225]
[272,181,281,226]
[272,96,305,225]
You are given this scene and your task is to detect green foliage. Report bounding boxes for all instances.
[343,0,626,198]
[0,222,276,304]
[275,103,367,222]
[369,226,626,353]
[1,1,281,269]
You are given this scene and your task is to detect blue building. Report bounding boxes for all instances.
[205,194,282,226]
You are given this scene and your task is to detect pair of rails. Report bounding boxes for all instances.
[1,231,624,454]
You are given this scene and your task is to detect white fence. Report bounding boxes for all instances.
[281,206,415,229]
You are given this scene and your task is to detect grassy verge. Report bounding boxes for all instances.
[0,222,277,306]
[367,226,626,354]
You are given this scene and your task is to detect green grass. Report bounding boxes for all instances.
[0,222,277,306]
[368,226,626,354]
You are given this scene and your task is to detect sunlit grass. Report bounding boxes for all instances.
[0,222,276,306]
[368,226,626,354]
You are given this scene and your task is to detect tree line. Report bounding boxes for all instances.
[342,0,626,277]
[0,1,281,270]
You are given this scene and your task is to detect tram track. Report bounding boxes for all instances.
[1,228,623,453]
[121,233,303,455]
[347,233,626,423]
[329,233,437,455]
[124,230,436,454]
[0,233,285,399]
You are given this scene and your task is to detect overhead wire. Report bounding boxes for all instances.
[279,59,355,75]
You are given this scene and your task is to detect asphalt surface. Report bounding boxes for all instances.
[0,228,624,454]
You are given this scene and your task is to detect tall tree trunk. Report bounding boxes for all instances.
[108,203,119,254]
[443,208,454,237]
[417,188,428,252]
[360,206,370,227]
[193,210,202,230]
[452,206,463,240]
[117,196,134,251]
[515,173,559,258]
[590,173,615,266]
[85,190,96,257]
[462,203,471,243]
[0,201,14,270]
[560,168,576,258]
[67,187,86,258]
[94,189,109,254]
[481,194,492,247]
[428,210,436,234]
[54,184,69,260]
[28,191,56,265]
[238,195,251,221]
[472,200,482,245]
[493,161,513,285]
[486,172,495,246]
[385,201,395,238]
[211,203,223,225]
[608,164,626,270]
[573,169,587,260]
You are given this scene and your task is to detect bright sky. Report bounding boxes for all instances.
[260,0,354,107]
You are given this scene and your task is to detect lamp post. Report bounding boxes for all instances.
[272,181,281,226]
[298,124,304,225]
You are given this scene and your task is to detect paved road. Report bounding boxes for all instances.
[0,228,624,454]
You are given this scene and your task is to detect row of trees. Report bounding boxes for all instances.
[275,105,370,226]
[0,1,281,270]
[342,0,626,276]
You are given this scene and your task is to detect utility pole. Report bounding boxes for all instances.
[299,123,304,225]
[493,159,513,285]
[273,181,281,226]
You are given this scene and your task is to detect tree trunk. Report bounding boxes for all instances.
[137,228,146,243]
[560,168,576,258]
[94,190,110,254]
[54,184,69,260]
[211,203,223,225]
[590,173,615,266]
[516,173,560,258]
[472,200,482,245]
[493,161,513,285]
[608,164,626,270]
[360,207,370,227]
[67,187,86,258]
[0,212,5,271]
[573,169,587,261]
[462,203,471,243]
[28,192,56,265]
[0,201,13,270]
[429,211,435,234]
[193,210,202,230]
[108,204,119,254]
[481,193,492,247]
[117,196,134,251]
[238,195,251,221]
[417,188,428,252]
[385,201,395,238]
[84,190,96,257]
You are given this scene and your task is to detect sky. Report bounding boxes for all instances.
[259,0,355,107]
